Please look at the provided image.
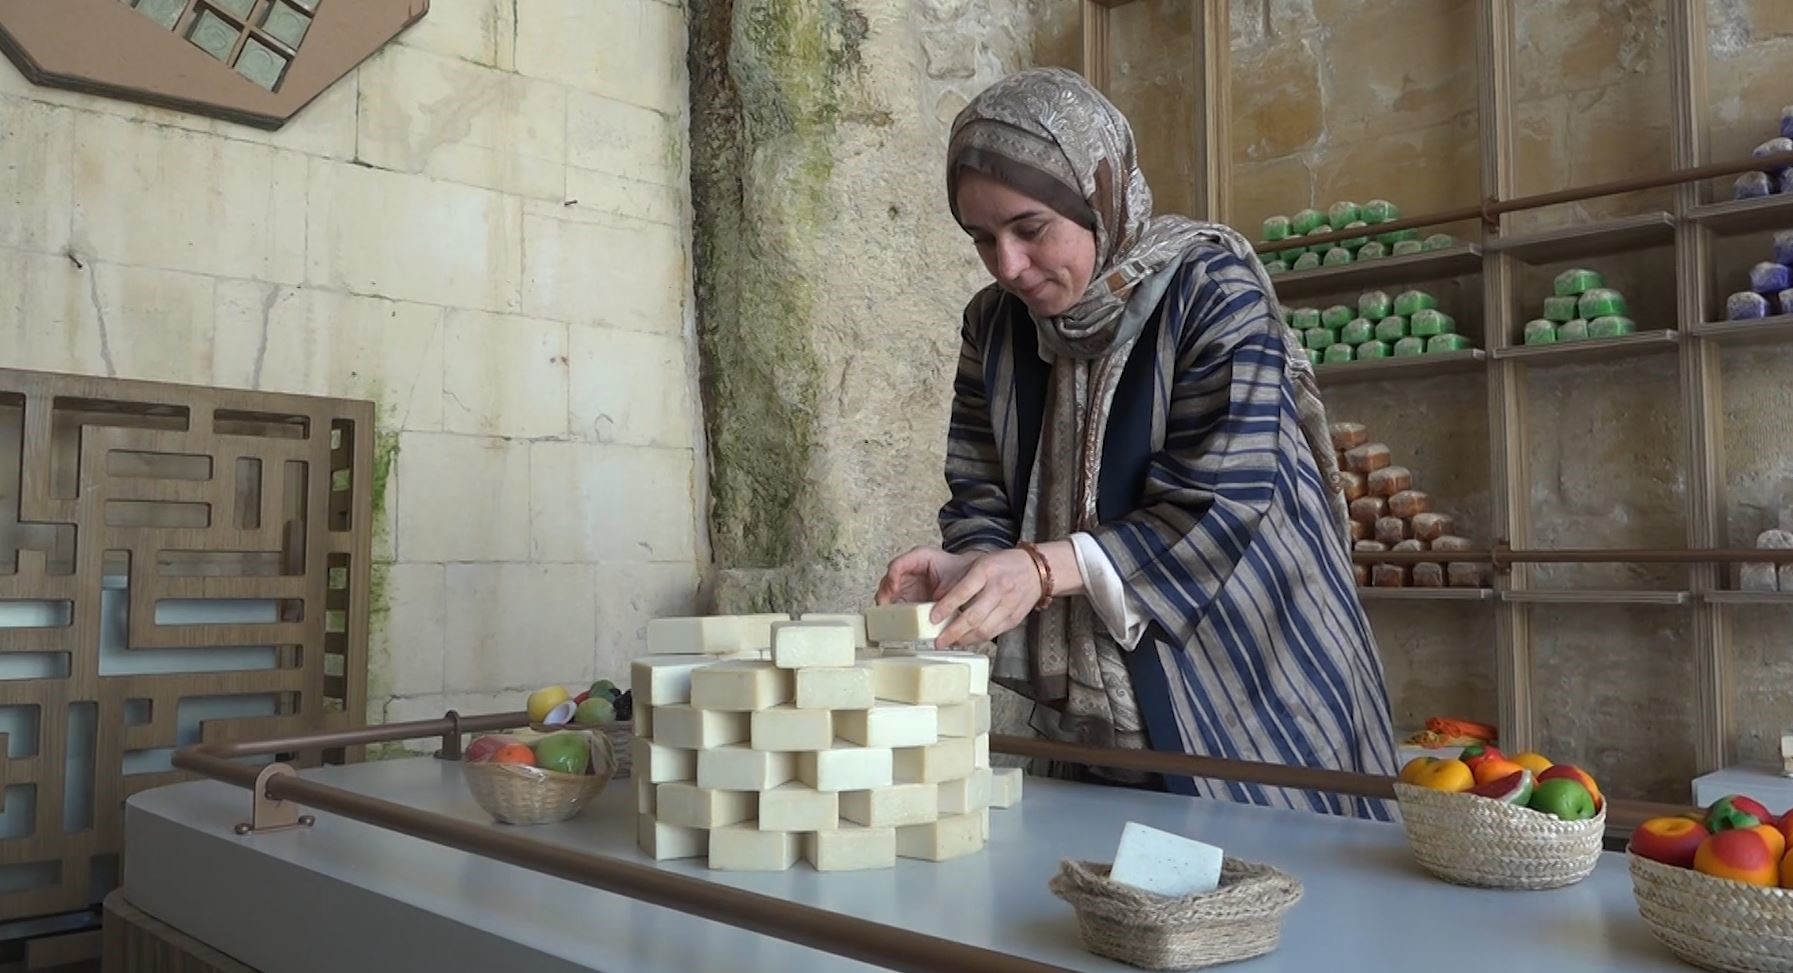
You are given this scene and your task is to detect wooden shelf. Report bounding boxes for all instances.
[1501,590,1692,606]
[1702,590,1793,605]
[1490,212,1676,264]
[1491,329,1681,364]
[1314,349,1488,386]
[1690,313,1793,345]
[1687,193,1793,236]
[1358,587,1497,602]
[1269,244,1483,301]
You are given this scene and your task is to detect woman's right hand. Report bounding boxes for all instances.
[874,546,979,607]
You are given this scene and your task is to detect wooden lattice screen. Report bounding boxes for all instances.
[0,367,372,920]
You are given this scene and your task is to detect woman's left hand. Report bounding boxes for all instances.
[932,548,1043,648]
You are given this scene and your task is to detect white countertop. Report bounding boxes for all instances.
[122,756,1688,973]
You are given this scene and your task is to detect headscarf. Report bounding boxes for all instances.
[945,67,1352,752]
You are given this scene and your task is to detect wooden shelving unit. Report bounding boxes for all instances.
[1082,0,1790,777]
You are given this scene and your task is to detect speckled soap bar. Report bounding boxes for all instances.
[1363,198,1400,223]
[1378,226,1420,247]
[1304,328,1334,351]
[1523,319,1558,345]
[1290,307,1322,330]
[1292,208,1326,235]
[1736,171,1773,200]
[1423,233,1456,251]
[1358,290,1394,320]
[1410,309,1455,338]
[1559,318,1590,341]
[1356,241,1388,260]
[1357,340,1392,359]
[1553,268,1604,296]
[1426,333,1472,353]
[1293,251,1322,271]
[1341,221,1371,250]
[1328,200,1361,230]
[1323,344,1354,364]
[1322,304,1355,329]
[1577,288,1627,318]
[1750,262,1791,295]
[1728,292,1771,320]
[1262,215,1290,242]
[1542,295,1578,323]
[1588,315,1636,339]
[1322,247,1353,267]
[1392,289,1436,317]
[1393,336,1426,357]
[1374,316,1409,343]
[1109,822,1223,898]
[1391,239,1425,256]
[1341,318,1376,345]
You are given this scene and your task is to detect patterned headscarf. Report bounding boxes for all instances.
[945,67,1352,753]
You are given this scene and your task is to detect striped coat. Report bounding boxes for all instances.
[940,242,1400,819]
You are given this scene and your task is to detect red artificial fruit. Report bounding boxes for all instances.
[1630,816,1708,869]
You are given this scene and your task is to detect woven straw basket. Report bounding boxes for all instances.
[1629,852,1793,973]
[463,730,616,826]
[1393,781,1604,890]
[1048,858,1303,971]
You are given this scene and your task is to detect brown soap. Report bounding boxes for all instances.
[1348,519,1369,542]
[1367,465,1413,497]
[1374,516,1409,546]
[1392,539,1428,552]
[1330,422,1369,451]
[1447,562,1482,587]
[1388,490,1433,519]
[1345,443,1392,475]
[1352,564,1370,587]
[1350,496,1389,525]
[1339,471,1367,502]
[1411,513,1456,543]
[1431,535,1474,552]
[1354,540,1389,552]
[1371,563,1410,587]
[1413,562,1446,587]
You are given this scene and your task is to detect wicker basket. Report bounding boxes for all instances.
[1629,851,1793,973]
[530,719,633,778]
[1048,857,1303,971]
[1393,781,1605,890]
[463,730,616,826]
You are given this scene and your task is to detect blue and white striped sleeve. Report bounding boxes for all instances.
[938,303,1017,554]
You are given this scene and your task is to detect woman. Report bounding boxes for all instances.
[874,67,1399,818]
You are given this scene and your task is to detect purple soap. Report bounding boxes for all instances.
[1729,291,1771,320]
[1751,261,1791,295]
[1757,137,1793,176]
[1781,288,1793,316]
[1776,231,1793,266]
[1780,169,1793,195]
[1736,171,1773,200]
[1782,105,1793,141]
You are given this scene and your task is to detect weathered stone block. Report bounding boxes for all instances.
[921,30,977,80]
[521,212,686,334]
[444,563,599,694]
[395,0,516,68]
[514,0,687,112]
[529,441,698,564]
[1229,37,1322,162]
[442,310,570,439]
[1318,0,1475,144]
[570,325,693,448]
[0,98,72,252]
[373,563,447,699]
[595,562,702,677]
[567,91,684,188]
[397,432,532,563]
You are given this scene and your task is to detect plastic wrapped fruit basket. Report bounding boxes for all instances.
[463,730,616,826]
[1629,852,1793,973]
[1047,857,1303,971]
[1393,781,1605,890]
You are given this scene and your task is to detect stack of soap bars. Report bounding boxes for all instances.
[1723,231,1793,322]
[1731,106,1793,200]
[1330,421,1485,590]
[1520,268,1636,345]
[1284,287,1475,366]
[1258,199,1458,274]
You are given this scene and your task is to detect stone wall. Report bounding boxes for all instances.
[2,0,705,735]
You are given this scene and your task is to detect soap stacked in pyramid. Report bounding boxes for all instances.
[1729,105,1793,199]
[1287,286,1475,368]
[632,605,1022,872]
[1519,268,1636,345]
[1721,231,1793,322]
[1331,422,1486,590]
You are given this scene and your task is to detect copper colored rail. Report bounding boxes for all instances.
[1349,544,1793,567]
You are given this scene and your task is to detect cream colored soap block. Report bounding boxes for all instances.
[632,701,653,738]
[868,657,969,705]
[799,612,868,647]
[735,613,795,650]
[804,824,896,872]
[991,766,1024,808]
[974,733,989,769]
[864,603,946,644]
[631,655,715,705]
[937,695,991,738]
[835,702,938,749]
[707,823,800,872]
[636,775,656,814]
[654,704,749,750]
[631,737,696,783]
[896,811,985,862]
[939,767,993,814]
[893,736,974,784]
[690,660,794,711]
[838,782,938,827]
[797,743,893,792]
[770,620,857,669]
[794,665,874,711]
[908,650,991,694]
[750,705,834,752]
[696,745,796,792]
[637,814,706,861]
[758,782,839,832]
[655,781,756,829]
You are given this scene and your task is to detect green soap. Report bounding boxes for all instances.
[1426,333,1472,353]
[1578,288,1627,318]
[1358,290,1394,319]
[1341,220,1371,251]
[1363,199,1401,224]
[1357,339,1393,359]
[1374,315,1409,343]
[1304,327,1335,351]
[1377,226,1420,246]
[1341,318,1376,345]
[1357,241,1388,260]
[1559,318,1590,341]
[1328,200,1361,230]
[1292,208,1327,235]
[1306,348,1324,366]
[1391,239,1425,256]
[1410,308,1456,337]
[1522,319,1558,345]
[1323,343,1355,364]
[1393,289,1437,317]
[1323,247,1354,267]
[1265,260,1288,275]
[1423,233,1457,251]
[1293,251,1322,271]
[1552,267,1604,297]
[1542,295,1578,323]
[1393,336,1427,357]
[1588,314,1636,338]
[1290,307,1322,330]
[1320,304,1355,329]
[1263,215,1291,242]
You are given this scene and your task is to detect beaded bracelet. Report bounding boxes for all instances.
[1018,541,1054,612]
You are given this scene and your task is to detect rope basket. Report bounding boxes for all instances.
[1629,851,1793,973]
[463,730,616,826]
[1393,781,1604,890]
[1048,858,1303,971]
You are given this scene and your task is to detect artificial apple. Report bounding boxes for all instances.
[1529,778,1597,821]
[1537,764,1602,810]
[1510,751,1553,777]
[464,734,524,763]
[1704,795,1763,834]
[490,743,536,766]
[1630,816,1708,868]
[1467,769,1533,805]
[1457,744,1504,775]
[574,696,616,726]
[1710,794,1775,828]
[533,732,591,775]
[1402,756,1475,792]
[591,679,619,699]
[1752,823,1787,863]
[1694,829,1778,886]
[526,685,571,723]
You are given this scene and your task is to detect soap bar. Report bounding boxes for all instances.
[1322,304,1355,329]
[1588,315,1636,339]
[1348,520,1369,543]
[938,694,992,738]
[1363,198,1400,223]
[1389,490,1432,518]
[1523,319,1558,344]
[1372,563,1409,587]
[1322,247,1353,267]
[893,736,976,784]
[1423,233,1456,251]
[1357,339,1392,359]
[1432,535,1474,553]
[1447,562,1483,587]
[795,665,875,710]
[1776,231,1793,266]
[637,774,657,814]
[1304,327,1334,351]
[1410,309,1455,337]
[1391,239,1425,256]
[1756,136,1793,175]
[1329,422,1368,450]
[735,614,796,651]
[631,737,696,783]
[1578,288,1628,318]
[836,702,939,748]
[1782,105,1793,141]
[1109,822,1223,898]
[633,701,654,738]
[1345,443,1391,474]
[1558,318,1590,341]
[1292,208,1326,235]
[798,743,894,792]
[1339,471,1368,501]
[1262,215,1291,241]
[655,704,749,750]
[1411,512,1455,542]
[632,655,716,706]
[1778,563,1793,593]
[839,782,939,827]
[1426,334,1472,353]
[864,603,946,644]
[869,657,970,705]
[1542,295,1578,323]
[656,781,756,829]
[1340,221,1371,250]
[1393,336,1426,357]
[1350,496,1389,525]
[896,811,985,862]
[1742,563,1778,592]
[906,650,991,694]
[1341,318,1375,345]
[1758,529,1793,549]
[991,766,1024,808]
[1354,540,1387,554]
[1374,316,1408,343]
[1373,516,1408,547]
[938,767,993,814]
[1328,200,1361,229]
[1293,252,1322,271]
[1303,347,1321,365]
[758,782,840,832]
[1413,562,1446,588]
[1392,539,1427,553]
[1781,289,1793,316]
[799,612,868,647]
[697,745,796,791]
[771,620,857,669]
[1358,290,1394,320]
[690,661,794,712]
[637,814,707,861]
[646,616,762,656]
[1392,289,1436,318]
[1381,226,1421,245]
[804,824,897,872]
[1323,343,1354,364]
[974,734,989,768]
[708,823,800,871]
[1751,262,1792,296]
[1356,240,1388,260]
[751,705,835,752]
[1289,307,1322,330]
[1553,268,1604,296]
[1367,466,1412,497]
[1352,564,1370,586]
[1737,171,1773,200]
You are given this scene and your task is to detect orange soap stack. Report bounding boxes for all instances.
[1328,421,1484,590]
